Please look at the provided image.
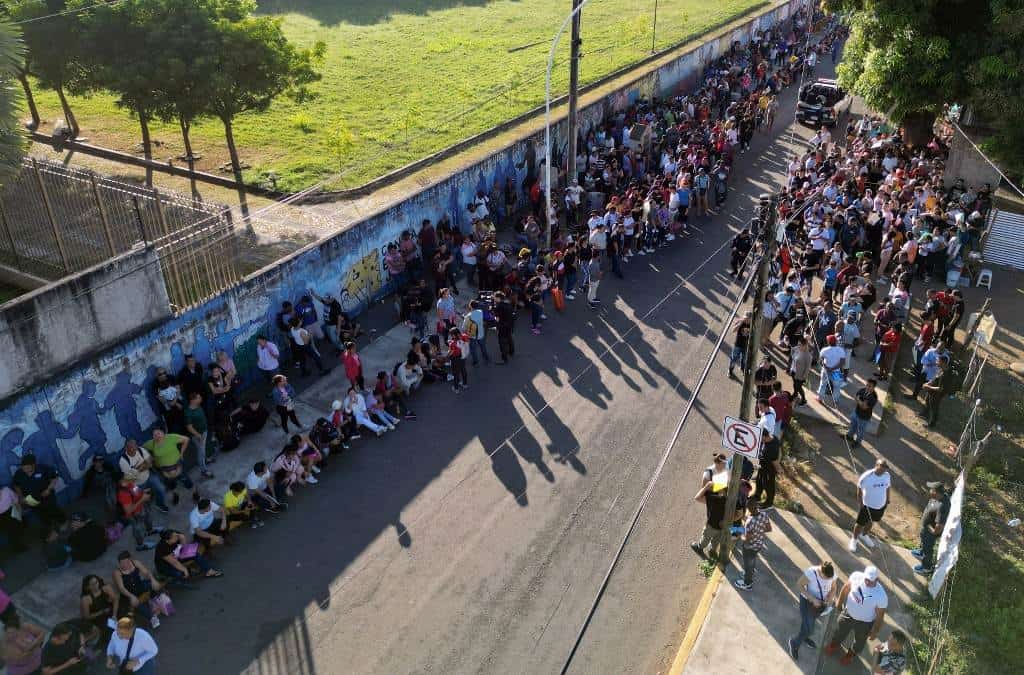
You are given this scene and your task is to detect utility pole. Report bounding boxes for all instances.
[652,0,659,53]
[715,194,778,568]
[566,0,583,190]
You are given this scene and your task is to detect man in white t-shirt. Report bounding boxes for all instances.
[817,335,846,404]
[245,461,282,512]
[826,565,888,665]
[849,458,891,552]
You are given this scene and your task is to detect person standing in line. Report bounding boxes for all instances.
[734,501,772,591]
[752,398,781,509]
[789,336,812,405]
[184,392,215,479]
[106,617,158,674]
[586,252,603,309]
[462,301,490,366]
[912,481,950,575]
[920,355,948,428]
[255,336,280,392]
[825,565,888,666]
[690,453,730,558]
[494,291,516,364]
[847,378,878,446]
[728,312,752,379]
[849,458,891,553]
[817,334,846,405]
[788,560,838,659]
[270,375,301,434]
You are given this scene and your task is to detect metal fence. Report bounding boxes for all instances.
[0,157,240,312]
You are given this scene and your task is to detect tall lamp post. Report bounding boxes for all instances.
[544,0,594,248]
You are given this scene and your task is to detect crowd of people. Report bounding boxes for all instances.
[689,40,987,670]
[1,5,987,673]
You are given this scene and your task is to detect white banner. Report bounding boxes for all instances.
[928,471,966,598]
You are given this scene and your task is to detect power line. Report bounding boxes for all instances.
[12,0,125,26]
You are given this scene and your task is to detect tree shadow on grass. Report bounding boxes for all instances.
[257,0,515,26]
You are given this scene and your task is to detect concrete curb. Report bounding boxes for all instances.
[668,566,724,675]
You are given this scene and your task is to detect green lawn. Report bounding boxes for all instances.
[30,0,763,192]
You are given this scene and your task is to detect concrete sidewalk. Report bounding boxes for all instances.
[678,510,923,674]
[10,290,472,628]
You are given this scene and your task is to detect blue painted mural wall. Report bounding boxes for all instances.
[0,0,802,498]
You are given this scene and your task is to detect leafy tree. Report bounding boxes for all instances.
[6,0,87,136]
[830,0,1024,175]
[0,20,26,183]
[81,0,167,185]
[204,16,324,214]
[0,2,37,128]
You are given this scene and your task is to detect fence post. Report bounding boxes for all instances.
[0,200,22,267]
[31,159,70,273]
[145,192,187,309]
[89,173,117,257]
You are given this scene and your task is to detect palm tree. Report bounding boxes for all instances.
[0,20,26,185]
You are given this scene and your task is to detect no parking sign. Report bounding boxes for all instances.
[721,415,763,461]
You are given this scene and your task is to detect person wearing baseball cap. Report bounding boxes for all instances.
[912,481,950,574]
[825,564,888,665]
[817,333,846,405]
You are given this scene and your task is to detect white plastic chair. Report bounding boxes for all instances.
[976,268,993,289]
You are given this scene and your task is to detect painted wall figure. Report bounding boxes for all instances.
[104,370,145,444]
[65,381,108,470]
[22,411,76,486]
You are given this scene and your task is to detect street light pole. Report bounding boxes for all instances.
[566,0,583,197]
[545,0,595,249]
[652,0,659,53]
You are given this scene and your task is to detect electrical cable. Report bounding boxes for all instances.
[11,0,125,26]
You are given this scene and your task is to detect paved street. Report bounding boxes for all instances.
[138,64,827,675]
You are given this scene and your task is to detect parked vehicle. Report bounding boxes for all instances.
[796,78,846,127]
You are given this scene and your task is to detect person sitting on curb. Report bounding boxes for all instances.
[188,498,229,553]
[153,529,222,586]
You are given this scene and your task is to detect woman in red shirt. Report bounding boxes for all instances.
[876,323,903,379]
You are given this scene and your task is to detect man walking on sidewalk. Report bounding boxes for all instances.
[849,459,891,553]
[912,481,950,575]
[826,565,888,666]
[788,560,837,659]
[734,501,772,591]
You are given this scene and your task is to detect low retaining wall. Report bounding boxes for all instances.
[0,0,803,495]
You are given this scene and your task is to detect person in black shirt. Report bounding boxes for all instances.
[310,291,345,353]
[754,355,778,400]
[913,482,950,573]
[494,291,516,364]
[41,621,88,675]
[847,379,878,446]
[12,454,65,530]
[728,313,752,378]
[234,399,270,436]
[67,512,108,562]
[730,229,752,276]
[176,354,205,400]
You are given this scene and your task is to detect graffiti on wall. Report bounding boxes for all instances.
[0,0,801,498]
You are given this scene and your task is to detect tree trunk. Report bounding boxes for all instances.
[55,85,79,138]
[221,116,250,224]
[138,106,153,187]
[179,116,201,202]
[17,71,39,130]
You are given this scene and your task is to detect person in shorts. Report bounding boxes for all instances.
[849,459,891,553]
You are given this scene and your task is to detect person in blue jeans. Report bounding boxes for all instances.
[846,379,878,446]
[153,529,223,586]
[788,561,837,659]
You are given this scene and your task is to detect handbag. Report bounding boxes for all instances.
[150,592,175,616]
[175,542,200,560]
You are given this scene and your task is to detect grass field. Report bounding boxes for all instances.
[28,0,764,192]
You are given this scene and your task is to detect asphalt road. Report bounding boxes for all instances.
[153,62,829,675]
